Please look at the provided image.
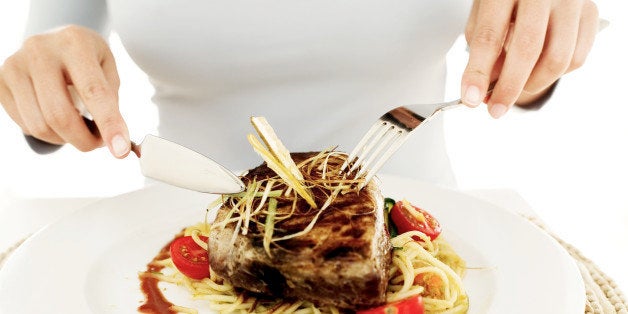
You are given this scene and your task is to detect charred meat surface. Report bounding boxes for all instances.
[208,152,392,311]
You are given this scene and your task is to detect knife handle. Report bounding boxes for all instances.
[24,117,100,154]
[23,134,63,154]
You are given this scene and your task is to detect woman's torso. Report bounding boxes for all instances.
[107,0,471,186]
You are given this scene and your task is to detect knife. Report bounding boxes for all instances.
[26,129,245,194]
[24,86,245,194]
[27,130,245,194]
[67,87,245,194]
[130,135,245,194]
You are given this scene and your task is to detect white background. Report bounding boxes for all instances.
[1,0,627,297]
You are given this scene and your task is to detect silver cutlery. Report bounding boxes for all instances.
[341,84,494,188]
[69,88,245,194]
[130,135,245,194]
[340,19,611,187]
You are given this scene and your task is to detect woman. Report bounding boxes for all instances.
[0,0,599,187]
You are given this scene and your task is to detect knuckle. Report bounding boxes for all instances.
[543,51,570,75]
[22,34,46,52]
[464,68,491,82]
[57,25,91,50]
[512,34,543,60]
[570,55,586,70]
[1,55,21,76]
[80,81,111,102]
[501,83,519,96]
[43,105,72,130]
[59,25,104,51]
[495,83,520,102]
[20,125,30,135]
[108,73,121,90]
[75,145,91,153]
[464,25,474,43]
[2,55,16,67]
[59,25,86,40]
[75,141,98,153]
[28,121,55,139]
[583,0,599,17]
[20,36,59,69]
[523,78,546,94]
[472,26,503,51]
[97,115,121,131]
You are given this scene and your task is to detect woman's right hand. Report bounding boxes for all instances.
[0,25,131,158]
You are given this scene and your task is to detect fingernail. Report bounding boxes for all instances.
[489,103,508,119]
[110,134,129,157]
[463,85,482,107]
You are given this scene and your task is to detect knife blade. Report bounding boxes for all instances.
[131,135,245,194]
[67,87,244,194]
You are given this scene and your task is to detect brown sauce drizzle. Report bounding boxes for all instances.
[138,236,179,314]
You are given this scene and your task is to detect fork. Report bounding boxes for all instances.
[341,85,494,187]
[340,19,609,187]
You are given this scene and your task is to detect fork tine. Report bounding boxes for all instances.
[348,123,394,173]
[353,127,402,178]
[340,121,391,173]
[343,86,478,187]
[358,133,410,189]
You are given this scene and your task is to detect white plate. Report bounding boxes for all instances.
[0,175,584,313]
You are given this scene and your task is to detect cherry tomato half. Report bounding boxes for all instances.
[357,295,424,314]
[170,235,210,280]
[390,200,441,240]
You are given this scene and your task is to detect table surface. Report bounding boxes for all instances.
[1,0,626,295]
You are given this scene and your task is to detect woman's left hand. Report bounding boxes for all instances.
[461,0,600,118]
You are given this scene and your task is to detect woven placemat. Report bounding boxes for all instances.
[1,223,627,313]
[524,216,628,314]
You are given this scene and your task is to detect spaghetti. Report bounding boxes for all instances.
[140,222,468,314]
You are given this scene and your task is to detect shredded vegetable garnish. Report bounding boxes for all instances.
[263,198,278,256]
[215,141,365,255]
[201,118,369,257]
[248,116,317,209]
[250,117,304,181]
[229,118,369,253]
[247,133,317,208]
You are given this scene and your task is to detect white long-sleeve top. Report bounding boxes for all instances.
[26,0,471,187]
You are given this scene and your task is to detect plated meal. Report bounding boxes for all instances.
[138,117,468,314]
[0,145,585,313]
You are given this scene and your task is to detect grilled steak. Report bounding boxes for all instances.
[208,152,392,311]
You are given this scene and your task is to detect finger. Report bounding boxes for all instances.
[523,2,581,94]
[461,0,515,107]
[9,73,65,144]
[568,0,599,72]
[0,67,27,130]
[64,54,129,158]
[487,0,551,118]
[29,60,103,152]
[490,51,506,83]
[101,48,120,91]
[17,87,65,143]
[464,0,481,42]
